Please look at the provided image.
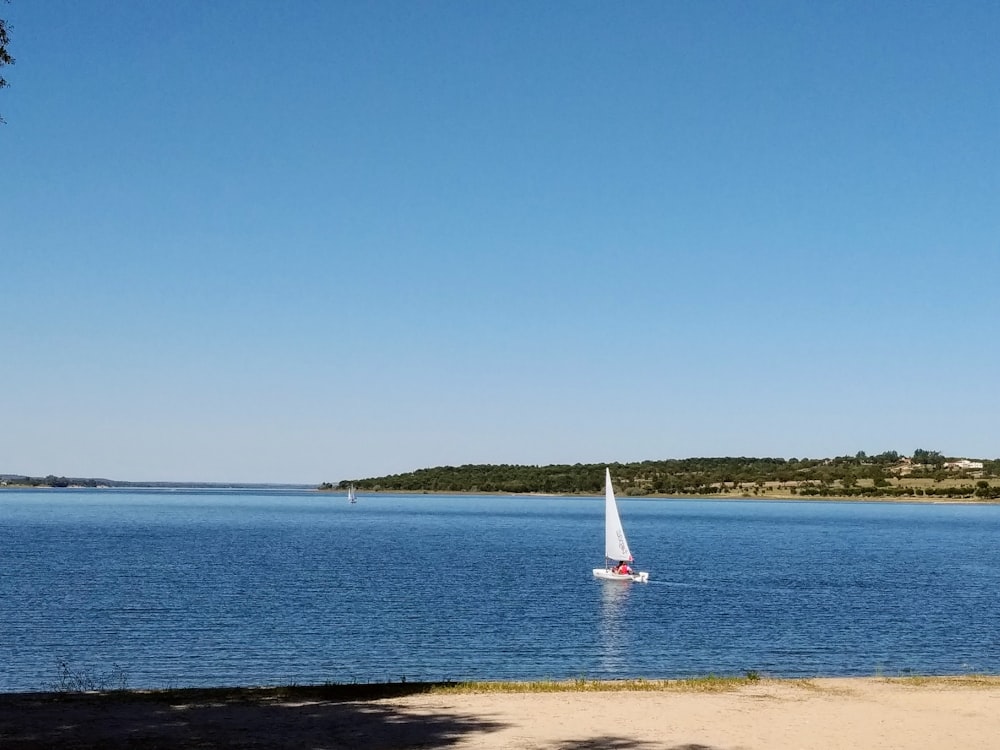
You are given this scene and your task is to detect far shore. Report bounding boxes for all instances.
[5,483,998,504]
[3,676,999,749]
[320,487,1000,504]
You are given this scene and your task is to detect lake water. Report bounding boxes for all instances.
[2,489,999,692]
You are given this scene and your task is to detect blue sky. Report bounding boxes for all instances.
[2,1,997,483]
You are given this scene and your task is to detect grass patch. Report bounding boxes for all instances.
[86,674,768,703]
[49,661,129,693]
[881,675,1000,689]
[428,674,765,695]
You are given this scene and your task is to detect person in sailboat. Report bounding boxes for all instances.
[614,560,632,575]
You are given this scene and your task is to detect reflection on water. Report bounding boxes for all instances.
[598,581,631,673]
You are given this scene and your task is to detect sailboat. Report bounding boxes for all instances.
[592,468,649,582]
[348,484,357,504]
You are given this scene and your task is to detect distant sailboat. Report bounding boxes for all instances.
[348,485,357,504]
[592,468,649,582]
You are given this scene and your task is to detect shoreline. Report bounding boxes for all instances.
[320,488,999,504]
[7,483,998,504]
[3,676,999,749]
[5,672,998,698]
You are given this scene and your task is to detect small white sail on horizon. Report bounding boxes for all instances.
[593,468,649,583]
[348,484,357,504]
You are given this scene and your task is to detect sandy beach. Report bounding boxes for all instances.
[2,677,999,749]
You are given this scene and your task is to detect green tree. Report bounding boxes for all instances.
[913,448,944,467]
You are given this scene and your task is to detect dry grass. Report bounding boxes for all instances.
[427,674,765,695]
[880,674,1000,689]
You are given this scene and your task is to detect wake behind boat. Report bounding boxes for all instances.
[593,468,649,583]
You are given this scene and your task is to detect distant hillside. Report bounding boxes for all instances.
[323,451,1000,500]
[0,474,311,490]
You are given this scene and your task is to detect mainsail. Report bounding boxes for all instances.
[603,468,633,561]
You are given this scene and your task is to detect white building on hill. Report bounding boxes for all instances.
[944,459,984,471]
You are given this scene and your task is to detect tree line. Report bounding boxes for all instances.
[327,450,999,497]
[0,475,308,489]
[1,475,98,488]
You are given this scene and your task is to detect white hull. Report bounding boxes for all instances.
[593,568,649,583]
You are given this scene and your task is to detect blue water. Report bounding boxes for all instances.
[2,489,999,691]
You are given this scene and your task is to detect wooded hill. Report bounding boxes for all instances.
[326,451,1000,500]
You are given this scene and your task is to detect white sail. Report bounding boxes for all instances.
[603,468,633,561]
[348,485,356,503]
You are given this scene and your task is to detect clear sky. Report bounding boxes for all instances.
[2,1,997,484]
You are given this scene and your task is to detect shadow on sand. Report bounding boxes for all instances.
[0,682,506,749]
[1,683,736,749]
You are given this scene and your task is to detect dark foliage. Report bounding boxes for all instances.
[330,451,999,496]
[0,10,13,123]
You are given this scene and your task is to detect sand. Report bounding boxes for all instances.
[2,677,999,749]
